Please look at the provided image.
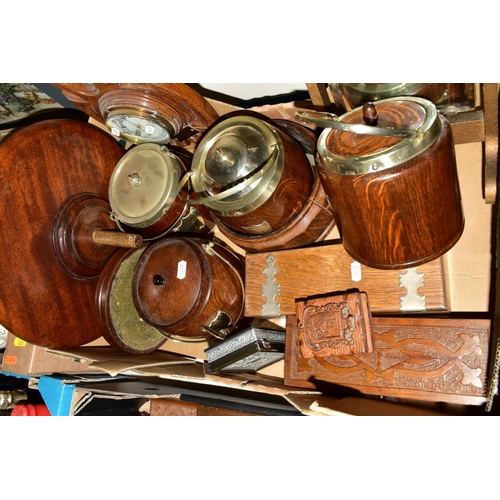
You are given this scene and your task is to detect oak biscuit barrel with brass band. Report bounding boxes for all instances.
[302,96,464,270]
[131,236,245,341]
[186,114,336,252]
[108,143,213,240]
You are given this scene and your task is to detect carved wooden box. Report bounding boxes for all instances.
[285,315,491,405]
[296,291,374,358]
[245,242,449,318]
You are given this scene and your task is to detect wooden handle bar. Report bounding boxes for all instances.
[92,230,143,248]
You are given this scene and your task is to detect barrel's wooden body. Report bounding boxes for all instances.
[214,173,335,252]
[317,115,464,269]
[214,125,314,235]
[132,237,245,340]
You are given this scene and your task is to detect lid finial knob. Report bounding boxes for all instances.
[363,102,378,126]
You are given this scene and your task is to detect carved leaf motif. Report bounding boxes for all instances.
[285,316,490,403]
[296,354,314,373]
[456,361,483,388]
[456,333,482,357]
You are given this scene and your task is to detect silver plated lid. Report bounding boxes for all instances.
[330,83,428,102]
[109,143,182,227]
[190,115,284,216]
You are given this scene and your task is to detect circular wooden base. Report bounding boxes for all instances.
[52,193,119,279]
[0,119,125,348]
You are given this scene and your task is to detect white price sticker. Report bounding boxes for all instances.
[145,125,155,135]
[351,261,362,282]
[177,260,187,279]
[110,127,121,137]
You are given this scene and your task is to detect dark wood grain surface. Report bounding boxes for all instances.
[54,83,220,148]
[244,242,449,318]
[213,171,336,253]
[318,115,464,269]
[285,315,491,406]
[0,119,125,348]
[132,236,245,339]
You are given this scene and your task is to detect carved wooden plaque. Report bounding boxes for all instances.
[245,242,449,318]
[296,291,374,358]
[285,315,491,405]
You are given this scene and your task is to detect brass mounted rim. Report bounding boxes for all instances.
[317,96,442,175]
[190,115,285,216]
[108,143,183,227]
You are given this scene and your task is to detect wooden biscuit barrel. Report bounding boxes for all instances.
[108,144,213,240]
[308,96,464,269]
[131,236,245,341]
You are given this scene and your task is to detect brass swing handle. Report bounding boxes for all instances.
[295,109,419,138]
[92,230,143,248]
[177,145,279,205]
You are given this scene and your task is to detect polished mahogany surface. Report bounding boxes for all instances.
[0,119,125,348]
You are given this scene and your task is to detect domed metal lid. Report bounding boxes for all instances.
[330,83,428,101]
[109,143,182,227]
[190,115,284,216]
[309,96,442,175]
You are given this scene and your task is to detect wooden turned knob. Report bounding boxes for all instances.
[363,102,378,125]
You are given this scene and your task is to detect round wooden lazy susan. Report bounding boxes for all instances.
[0,119,125,348]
